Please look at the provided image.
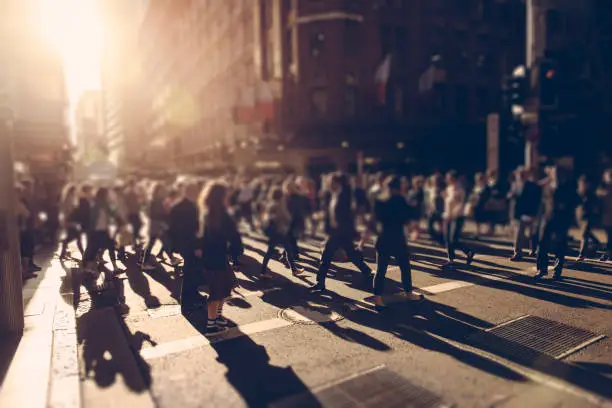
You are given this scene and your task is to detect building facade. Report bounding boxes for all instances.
[74,90,104,177]
[136,0,524,175]
[1,0,71,190]
[100,0,149,171]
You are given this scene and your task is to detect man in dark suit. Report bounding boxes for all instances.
[311,172,372,292]
[508,167,542,260]
[168,182,205,311]
[535,166,579,280]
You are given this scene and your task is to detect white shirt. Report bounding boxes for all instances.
[95,208,109,231]
[238,186,254,203]
[443,184,466,220]
[329,192,339,229]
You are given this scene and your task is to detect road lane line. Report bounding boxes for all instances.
[140,317,292,360]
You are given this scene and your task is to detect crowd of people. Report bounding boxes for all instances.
[15,164,612,335]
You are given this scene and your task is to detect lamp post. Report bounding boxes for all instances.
[0,106,24,334]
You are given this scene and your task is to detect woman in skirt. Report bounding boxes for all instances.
[196,181,243,336]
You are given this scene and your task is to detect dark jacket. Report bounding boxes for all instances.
[577,191,600,222]
[509,180,542,219]
[168,198,199,253]
[324,189,356,237]
[198,211,243,270]
[540,182,579,224]
[75,197,92,231]
[373,194,411,253]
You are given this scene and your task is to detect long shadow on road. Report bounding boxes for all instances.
[186,316,321,408]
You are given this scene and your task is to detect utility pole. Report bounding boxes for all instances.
[0,106,24,335]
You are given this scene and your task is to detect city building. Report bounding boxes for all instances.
[136,0,525,175]
[2,0,71,192]
[73,90,104,178]
[100,0,149,172]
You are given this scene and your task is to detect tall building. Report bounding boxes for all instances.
[100,0,149,171]
[1,0,71,191]
[136,0,524,175]
[74,90,104,175]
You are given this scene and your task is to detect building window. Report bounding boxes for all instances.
[455,85,469,118]
[476,87,489,117]
[434,84,448,113]
[394,86,403,115]
[345,86,357,116]
[311,88,328,117]
[394,26,407,52]
[310,31,325,58]
[380,24,392,56]
[344,20,360,56]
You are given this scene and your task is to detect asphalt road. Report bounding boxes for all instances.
[74,224,612,408]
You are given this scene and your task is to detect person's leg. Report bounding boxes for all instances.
[605,227,612,260]
[445,219,456,262]
[281,235,302,275]
[342,238,372,277]
[206,300,222,333]
[180,251,204,308]
[261,237,278,275]
[578,220,589,258]
[512,219,527,259]
[536,220,552,276]
[552,224,569,277]
[314,236,339,288]
[373,252,390,307]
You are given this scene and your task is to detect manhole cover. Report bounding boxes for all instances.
[147,304,181,318]
[279,306,344,325]
[470,315,606,360]
[271,366,449,408]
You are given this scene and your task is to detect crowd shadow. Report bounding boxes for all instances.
[121,254,162,308]
[185,315,320,408]
[64,263,154,394]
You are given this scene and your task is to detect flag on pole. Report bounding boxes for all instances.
[374,54,392,104]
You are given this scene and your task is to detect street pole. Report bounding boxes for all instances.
[0,107,24,335]
[525,0,539,169]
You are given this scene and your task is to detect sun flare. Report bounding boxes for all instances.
[34,0,105,93]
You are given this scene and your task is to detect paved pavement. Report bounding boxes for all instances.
[2,223,612,408]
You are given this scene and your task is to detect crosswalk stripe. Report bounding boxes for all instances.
[417,281,475,294]
[140,318,292,360]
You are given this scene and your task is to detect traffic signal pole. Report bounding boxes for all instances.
[525,0,539,169]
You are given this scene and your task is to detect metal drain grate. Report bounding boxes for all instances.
[271,366,449,408]
[471,315,606,360]
[147,304,181,318]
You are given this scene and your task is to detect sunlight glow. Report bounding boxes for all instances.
[35,0,104,96]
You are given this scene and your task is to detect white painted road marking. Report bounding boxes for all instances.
[140,318,292,360]
[417,281,475,294]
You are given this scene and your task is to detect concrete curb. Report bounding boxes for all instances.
[48,267,81,408]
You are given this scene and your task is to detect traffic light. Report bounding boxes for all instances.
[539,59,558,109]
[507,75,529,106]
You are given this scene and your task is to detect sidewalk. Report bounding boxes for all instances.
[0,248,80,408]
